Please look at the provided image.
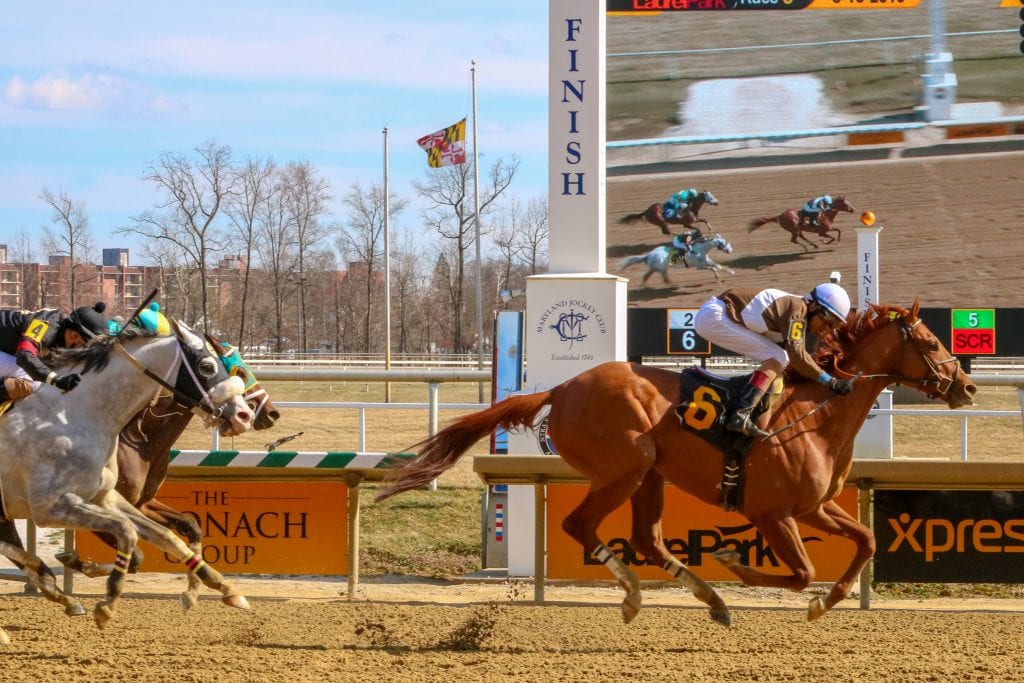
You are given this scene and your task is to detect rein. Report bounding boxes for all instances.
[763,315,958,439]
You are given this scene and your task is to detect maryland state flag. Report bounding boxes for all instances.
[417,118,467,168]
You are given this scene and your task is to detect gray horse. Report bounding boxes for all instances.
[619,233,735,284]
[0,321,254,642]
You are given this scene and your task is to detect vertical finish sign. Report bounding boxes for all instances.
[548,0,607,274]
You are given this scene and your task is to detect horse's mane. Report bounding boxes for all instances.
[50,325,157,374]
[784,304,909,383]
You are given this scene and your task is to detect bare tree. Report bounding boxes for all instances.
[413,156,519,351]
[120,140,236,330]
[8,228,37,264]
[338,181,409,353]
[256,173,298,352]
[282,161,332,351]
[226,156,277,343]
[515,195,549,275]
[40,188,96,307]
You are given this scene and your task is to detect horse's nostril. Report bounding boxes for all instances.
[268,410,281,421]
[966,384,978,395]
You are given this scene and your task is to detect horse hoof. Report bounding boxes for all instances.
[223,594,251,611]
[807,596,827,622]
[54,550,79,569]
[180,592,199,613]
[709,606,732,628]
[620,593,642,624]
[65,602,87,617]
[712,549,740,567]
[94,603,114,629]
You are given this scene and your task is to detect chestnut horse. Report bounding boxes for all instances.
[0,333,280,613]
[619,190,719,235]
[748,195,854,250]
[378,302,976,626]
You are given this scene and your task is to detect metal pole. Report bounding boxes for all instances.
[347,476,360,598]
[471,61,485,404]
[383,126,392,403]
[858,480,872,610]
[534,482,546,603]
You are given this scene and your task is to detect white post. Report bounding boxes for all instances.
[855,224,883,311]
[383,127,392,402]
[508,0,627,579]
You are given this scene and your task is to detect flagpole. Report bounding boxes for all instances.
[471,60,484,403]
[383,126,392,402]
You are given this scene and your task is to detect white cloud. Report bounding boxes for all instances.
[2,71,186,116]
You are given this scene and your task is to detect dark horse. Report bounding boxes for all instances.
[748,195,855,250]
[619,190,719,235]
[0,332,280,612]
[378,301,975,626]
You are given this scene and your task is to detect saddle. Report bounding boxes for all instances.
[673,367,777,512]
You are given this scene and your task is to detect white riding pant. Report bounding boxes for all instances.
[694,297,789,367]
[0,351,40,391]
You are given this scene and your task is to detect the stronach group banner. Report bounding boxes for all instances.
[75,481,348,575]
[547,485,858,581]
[874,490,1024,583]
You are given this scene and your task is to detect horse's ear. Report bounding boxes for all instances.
[172,318,204,350]
[910,298,921,319]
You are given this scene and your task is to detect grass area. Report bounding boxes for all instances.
[359,486,483,577]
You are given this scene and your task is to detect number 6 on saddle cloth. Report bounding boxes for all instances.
[673,367,784,511]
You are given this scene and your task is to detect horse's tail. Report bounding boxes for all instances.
[619,212,644,224]
[375,391,554,501]
[748,216,777,233]
[618,254,647,271]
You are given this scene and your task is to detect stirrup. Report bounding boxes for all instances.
[725,413,770,439]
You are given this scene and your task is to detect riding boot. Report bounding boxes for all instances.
[724,384,769,438]
[725,368,776,439]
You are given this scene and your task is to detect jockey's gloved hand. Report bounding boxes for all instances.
[48,373,82,393]
[828,377,854,396]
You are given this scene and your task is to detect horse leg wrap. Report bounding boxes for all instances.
[182,550,209,577]
[593,544,642,623]
[112,550,132,574]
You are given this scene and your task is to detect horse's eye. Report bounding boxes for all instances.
[929,340,939,352]
[198,357,218,378]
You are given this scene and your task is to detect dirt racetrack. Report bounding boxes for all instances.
[608,148,1024,309]
[4,575,1024,682]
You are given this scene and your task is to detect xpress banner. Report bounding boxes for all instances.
[874,490,1024,583]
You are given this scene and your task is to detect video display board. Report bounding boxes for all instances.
[605,5,1024,313]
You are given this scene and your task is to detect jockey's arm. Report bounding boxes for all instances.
[14,343,52,384]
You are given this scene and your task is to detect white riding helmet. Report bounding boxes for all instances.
[807,283,851,321]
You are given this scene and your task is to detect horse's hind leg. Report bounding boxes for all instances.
[0,541,86,617]
[44,492,140,629]
[561,458,652,623]
[628,470,730,627]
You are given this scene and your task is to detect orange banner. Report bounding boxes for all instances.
[547,485,858,581]
[75,481,349,575]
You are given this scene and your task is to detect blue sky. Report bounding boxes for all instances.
[0,1,549,262]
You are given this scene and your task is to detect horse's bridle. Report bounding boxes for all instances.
[856,317,960,398]
[763,315,959,440]
[115,341,227,424]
